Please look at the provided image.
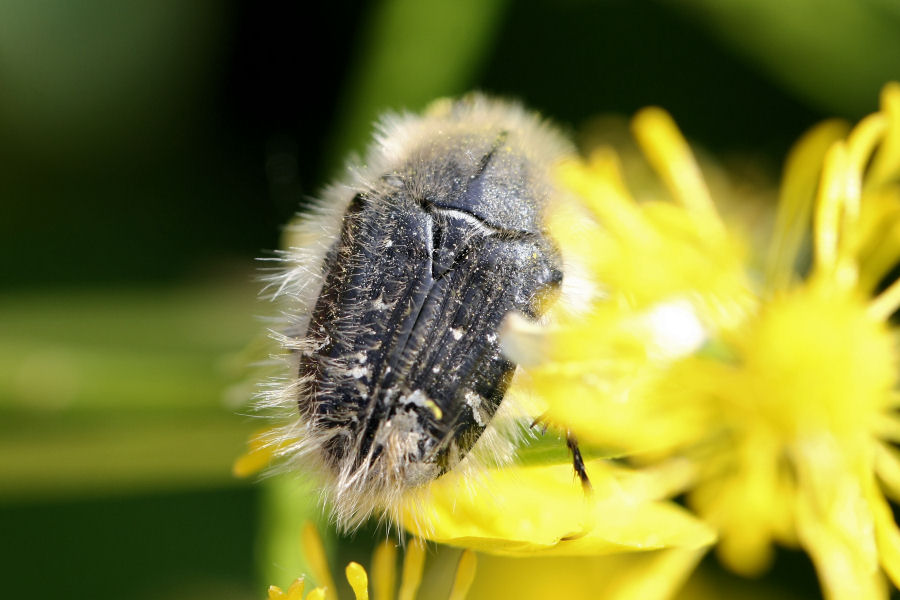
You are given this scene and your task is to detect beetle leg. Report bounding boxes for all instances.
[566,430,593,495]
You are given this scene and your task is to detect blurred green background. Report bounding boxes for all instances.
[1,1,898,598]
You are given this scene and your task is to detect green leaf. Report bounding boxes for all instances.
[515,431,627,468]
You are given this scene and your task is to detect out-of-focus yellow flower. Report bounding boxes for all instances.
[466,550,709,600]
[233,427,294,478]
[515,82,900,599]
[267,522,478,600]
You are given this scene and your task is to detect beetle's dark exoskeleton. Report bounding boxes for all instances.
[261,94,572,529]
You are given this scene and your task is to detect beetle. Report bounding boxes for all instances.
[261,94,581,529]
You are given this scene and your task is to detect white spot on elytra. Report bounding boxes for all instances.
[450,328,463,341]
[402,389,442,419]
[403,389,429,407]
[374,410,422,451]
[465,390,486,426]
[373,294,394,311]
[349,365,370,379]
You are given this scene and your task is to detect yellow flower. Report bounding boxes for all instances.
[242,431,716,599]
[233,427,294,478]
[398,458,713,558]
[521,82,900,599]
[238,129,718,591]
[466,550,707,600]
[267,522,477,600]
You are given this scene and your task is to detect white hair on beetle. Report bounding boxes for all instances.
[254,92,572,532]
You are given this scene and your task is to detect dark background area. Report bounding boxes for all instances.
[1,1,896,598]
[0,0,828,289]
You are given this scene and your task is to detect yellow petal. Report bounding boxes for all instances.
[301,522,338,600]
[874,442,900,503]
[286,578,306,600]
[872,454,900,586]
[233,427,300,478]
[847,113,887,175]
[868,82,900,190]
[232,449,273,479]
[401,461,715,557]
[556,155,655,246]
[631,107,723,239]
[856,191,900,293]
[840,113,885,254]
[603,547,707,600]
[397,538,426,600]
[465,547,704,600]
[268,585,285,600]
[536,350,720,456]
[796,501,885,600]
[813,141,852,280]
[793,440,883,600]
[346,562,369,600]
[447,550,477,600]
[371,540,397,600]
[866,483,900,590]
[612,458,697,501]
[869,271,900,321]
[690,430,785,577]
[765,119,849,291]
[552,152,754,334]
[233,428,278,478]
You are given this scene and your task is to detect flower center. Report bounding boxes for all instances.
[735,286,897,438]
